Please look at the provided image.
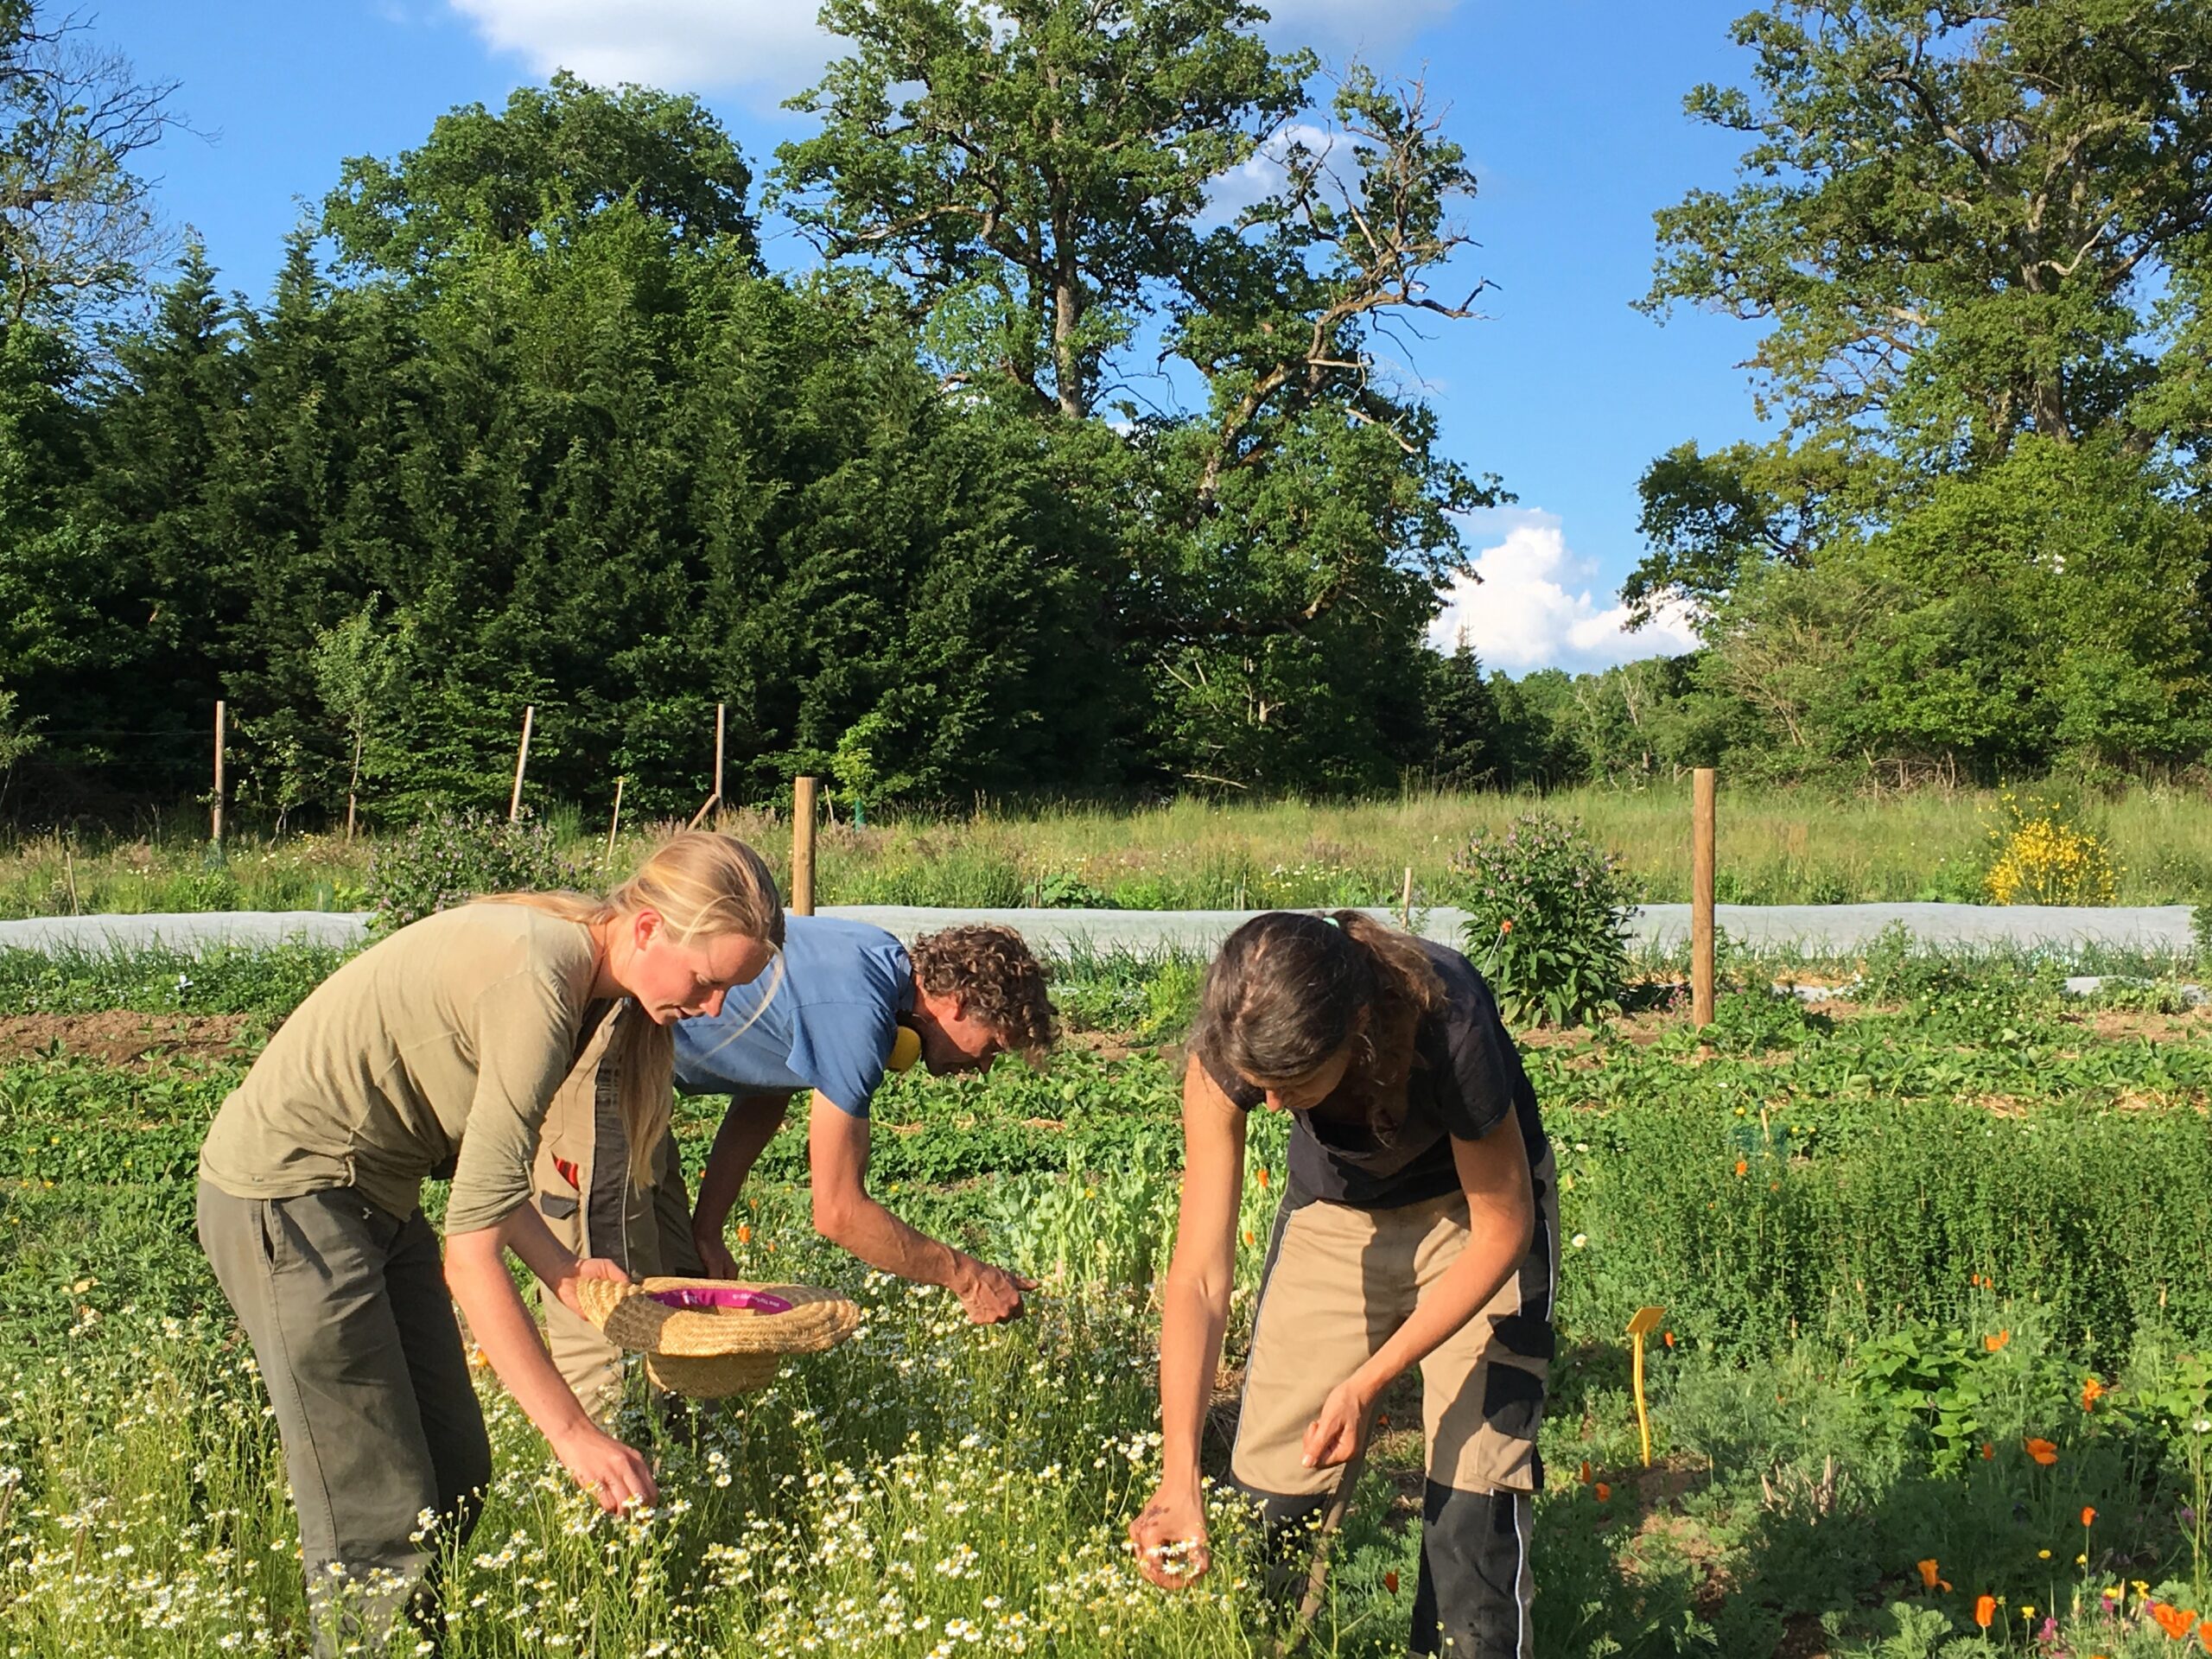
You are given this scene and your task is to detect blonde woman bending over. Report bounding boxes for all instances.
[196,832,783,1656]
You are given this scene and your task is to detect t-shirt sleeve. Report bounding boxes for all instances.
[444,969,583,1235]
[1438,988,1522,1144]
[1195,1044,1263,1111]
[791,1000,899,1117]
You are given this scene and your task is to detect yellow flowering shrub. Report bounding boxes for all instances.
[1983,794,2119,906]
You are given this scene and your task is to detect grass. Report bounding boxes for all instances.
[1,948,2209,1653]
[4,780,2212,916]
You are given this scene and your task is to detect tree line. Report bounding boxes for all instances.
[3,0,2209,825]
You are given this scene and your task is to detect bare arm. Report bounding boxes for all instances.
[690,1091,793,1274]
[1301,1112,1535,1471]
[443,1206,657,1511]
[1129,1054,1248,1588]
[808,1093,1031,1322]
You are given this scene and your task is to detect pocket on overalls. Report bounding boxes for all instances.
[532,1085,594,1232]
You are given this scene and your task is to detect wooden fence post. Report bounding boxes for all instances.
[1692,767,1717,1026]
[604,775,624,867]
[508,705,534,822]
[715,703,725,805]
[791,775,818,917]
[211,701,226,847]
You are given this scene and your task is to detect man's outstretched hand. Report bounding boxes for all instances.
[951,1255,1035,1323]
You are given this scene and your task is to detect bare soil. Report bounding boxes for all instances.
[0,1010,251,1065]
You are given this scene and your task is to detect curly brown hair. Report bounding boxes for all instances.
[910,925,1058,1064]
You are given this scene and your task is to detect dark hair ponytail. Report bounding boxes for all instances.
[1193,910,1445,1087]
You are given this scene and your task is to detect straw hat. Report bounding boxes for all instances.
[577,1276,863,1399]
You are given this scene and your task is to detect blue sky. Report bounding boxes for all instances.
[92,0,1773,675]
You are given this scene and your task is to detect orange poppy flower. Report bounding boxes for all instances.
[2024,1437,2058,1466]
[1985,1330,2011,1352]
[1980,1443,1995,1460]
[2151,1601,2196,1639]
[1500,919,1514,934]
[1578,1460,1592,1485]
[1385,1570,1400,1595]
[1594,1482,1611,1503]
[1243,1230,1255,1247]
[1916,1559,1939,1591]
[2196,1618,2211,1653]
[1974,1594,1996,1629]
[2082,1506,2096,1528]
[1255,1166,1269,1190]
[736,1224,752,1244]
[2082,1376,2107,1411]
[1734,1159,1749,1177]
[1663,1330,1675,1348]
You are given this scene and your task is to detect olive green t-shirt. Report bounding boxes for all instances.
[199,903,601,1235]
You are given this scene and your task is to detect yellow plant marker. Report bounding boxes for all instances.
[1626,1306,1665,1468]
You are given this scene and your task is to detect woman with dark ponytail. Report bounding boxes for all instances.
[1128,911,1557,1657]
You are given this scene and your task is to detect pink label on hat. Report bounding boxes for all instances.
[647,1286,793,1314]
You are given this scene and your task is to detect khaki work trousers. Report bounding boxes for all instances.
[1232,1154,1558,1658]
[198,1181,491,1658]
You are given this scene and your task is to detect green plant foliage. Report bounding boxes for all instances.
[3,931,2212,1653]
[363,810,587,932]
[0,941,348,1017]
[1452,811,1637,1026]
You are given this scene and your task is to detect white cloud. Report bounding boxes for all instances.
[444,0,838,95]
[442,0,1464,100]
[1201,121,1333,224]
[1427,511,1701,674]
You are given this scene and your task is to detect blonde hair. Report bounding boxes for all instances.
[482,832,785,1188]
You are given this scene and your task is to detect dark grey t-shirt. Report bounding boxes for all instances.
[1199,941,1547,1209]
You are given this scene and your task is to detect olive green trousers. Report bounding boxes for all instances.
[198,1181,491,1657]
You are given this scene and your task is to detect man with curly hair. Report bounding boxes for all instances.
[534,918,1058,1415]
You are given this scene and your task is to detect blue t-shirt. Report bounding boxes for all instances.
[672,916,914,1117]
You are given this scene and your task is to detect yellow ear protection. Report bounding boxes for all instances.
[887,1023,923,1073]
